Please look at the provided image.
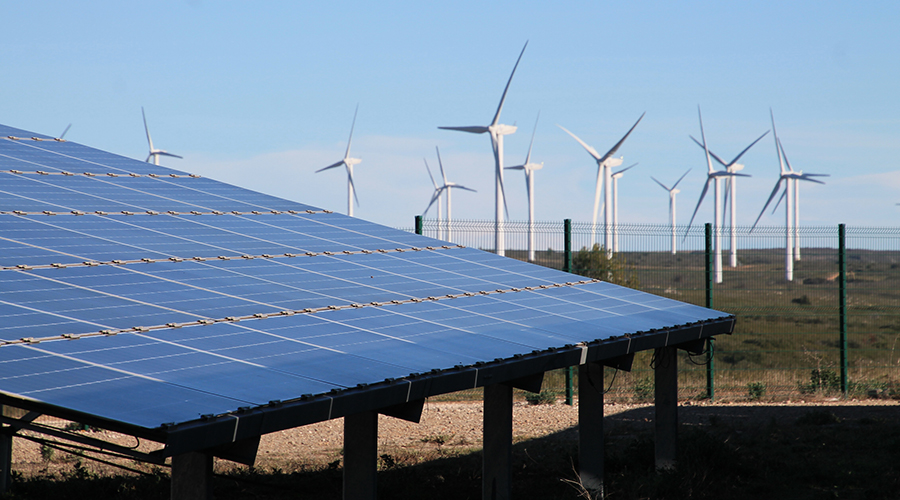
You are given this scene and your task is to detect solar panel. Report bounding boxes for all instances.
[0,125,733,451]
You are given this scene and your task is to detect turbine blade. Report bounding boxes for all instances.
[672,168,692,189]
[438,126,490,134]
[698,106,714,175]
[524,111,539,165]
[772,188,786,213]
[491,41,528,127]
[778,139,795,173]
[423,190,442,216]
[770,109,787,175]
[157,152,183,159]
[499,169,510,220]
[803,173,830,177]
[345,104,358,159]
[614,162,638,176]
[141,107,154,150]
[798,175,826,185]
[451,185,477,193]
[60,124,71,139]
[557,124,602,161]
[505,165,525,170]
[348,169,360,207]
[598,112,645,163]
[683,178,711,239]
[728,130,770,166]
[650,176,671,191]
[751,179,785,231]
[424,158,438,189]
[316,160,345,173]
[690,135,728,166]
[436,146,448,185]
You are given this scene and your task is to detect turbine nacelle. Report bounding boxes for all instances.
[345,157,362,166]
[603,156,624,169]
[489,123,518,136]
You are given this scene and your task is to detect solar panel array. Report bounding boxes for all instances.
[0,124,730,433]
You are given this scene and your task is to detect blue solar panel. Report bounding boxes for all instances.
[0,127,733,434]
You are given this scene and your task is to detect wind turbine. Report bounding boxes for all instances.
[505,114,543,262]
[438,42,527,257]
[684,107,750,283]
[651,169,691,254]
[610,163,637,252]
[317,105,362,217]
[558,112,644,254]
[423,146,476,243]
[141,107,182,166]
[751,109,828,281]
[689,130,769,267]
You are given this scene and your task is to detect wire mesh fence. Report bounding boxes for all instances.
[412,219,900,402]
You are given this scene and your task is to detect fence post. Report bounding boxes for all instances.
[415,215,423,236]
[563,219,574,405]
[839,223,848,395]
[705,223,715,401]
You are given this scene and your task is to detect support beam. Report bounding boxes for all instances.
[483,383,513,500]
[654,346,678,470]
[343,411,378,500]
[0,430,11,495]
[171,451,213,500]
[578,362,604,499]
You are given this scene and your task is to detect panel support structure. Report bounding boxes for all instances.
[0,430,11,495]
[578,362,604,499]
[654,346,678,470]
[483,383,513,500]
[343,411,378,500]
[171,451,213,500]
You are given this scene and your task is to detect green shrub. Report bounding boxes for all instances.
[747,382,766,401]
[525,390,556,405]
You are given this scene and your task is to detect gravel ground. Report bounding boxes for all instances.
[11,398,898,477]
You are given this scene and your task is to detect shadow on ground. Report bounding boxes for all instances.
[5,404,900,499]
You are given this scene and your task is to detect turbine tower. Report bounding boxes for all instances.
[317,105,362,217]
[558,113,644,254]
[142,107,182,166]
[651,169,690,254]
[684,107,750,284]
[689,130,769,267]
[505,114,543,262]
[439,42,527,256]
[751,109,828,281]
[423,147,476,243]
[610,163,637,252]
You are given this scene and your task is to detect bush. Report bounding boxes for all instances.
[747,382,766,401]
[525,390,556,405]
[633,377,653,401]
[798,368,841,394]
[572,244,639,288]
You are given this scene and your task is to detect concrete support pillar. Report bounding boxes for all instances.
[654,346,678,470]
[578,362,605,499]
[343,411,378,500]
[171,451,213,500]
[483,383,513,500]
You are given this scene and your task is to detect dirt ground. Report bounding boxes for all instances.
[11,397,898,478]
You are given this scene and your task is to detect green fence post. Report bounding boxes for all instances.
[415,215,423,236]
[564,219,574,405]
[839,223,848,395]
[705,223,715,401]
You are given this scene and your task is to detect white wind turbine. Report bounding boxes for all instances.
[422,146,476,243]
[439,42,527,257]
[505,114,543,262]
[423,157,445,240]
[317,105,362,217]
[610,163,637,252]
[558,113,644,254]
[751,109,828,281]
[684,107,751,284]
[651,169,691,254]
[142,107,182,166]
[689,130,769,267]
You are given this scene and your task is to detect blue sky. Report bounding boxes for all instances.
[3,2,899,229]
